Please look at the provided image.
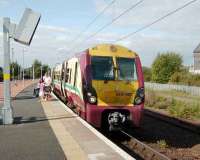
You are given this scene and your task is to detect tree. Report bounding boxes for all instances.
[151,52,182,83]
[142,66,152,82]
[32,59,50,78]
[10,62,21,80]
[32,59,42,78]
[42,64,50,75]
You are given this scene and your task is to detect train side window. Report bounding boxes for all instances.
[65,68,69,83]
[69,69,72,84]
[74,62,78,87]
[61,69,64,80]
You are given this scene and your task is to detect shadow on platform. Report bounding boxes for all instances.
[12,115,78,124]
[13,96,36,100]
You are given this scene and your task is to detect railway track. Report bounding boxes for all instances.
[119,130,171,160]
[144,108,200,134]
[54,92,200,159]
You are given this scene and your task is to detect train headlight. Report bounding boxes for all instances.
[86,87,97,104]
[87,92,92,96]
[134,97,142,105]
[134,87,145,105]
[89,96,97,104]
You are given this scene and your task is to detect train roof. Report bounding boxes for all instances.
[54,63,62,71]
[88,44,137,58]
[55,44,138,64]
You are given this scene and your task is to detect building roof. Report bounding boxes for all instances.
[194,43,200,53]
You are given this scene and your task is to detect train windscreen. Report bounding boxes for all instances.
[116,57,137,81]
[91,56,114,80]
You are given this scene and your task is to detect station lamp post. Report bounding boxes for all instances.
[22,48,27,87]
[32,63,35,81]
[11,48,15,82]
[2,8,41,124]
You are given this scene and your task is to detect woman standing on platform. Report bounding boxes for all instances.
[39,79,44,98]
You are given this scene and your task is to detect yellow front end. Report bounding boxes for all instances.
[86,44,144,130]
[89,44,139,107]
[92,80,138,107]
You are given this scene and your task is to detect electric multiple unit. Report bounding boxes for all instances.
[52,44,145,131]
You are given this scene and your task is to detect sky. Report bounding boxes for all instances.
[0,0,200,68]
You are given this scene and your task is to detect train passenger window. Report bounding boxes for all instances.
[91,56,114,80]
[61,68,65,80]
[116,57,137,81]
[74,62,78,87]
[69,69,72,84]
[65,69,70,83]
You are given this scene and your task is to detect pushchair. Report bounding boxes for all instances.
[33,86,40,97]
[43,85,52,101]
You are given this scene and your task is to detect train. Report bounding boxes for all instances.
[52,44,144,131]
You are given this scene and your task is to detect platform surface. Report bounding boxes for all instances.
[0,84,65,160]
[0,84,134,160]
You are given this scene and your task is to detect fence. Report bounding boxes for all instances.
[145,82,200,96]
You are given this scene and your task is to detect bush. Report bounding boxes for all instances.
[145,89,156,107]
[145,90,170,109]
[157,140,168,149]
[168,99,200,119]
[151,52,182,83]
[170,71,200,86]
[145,90,200,120]
[142,66,152,82]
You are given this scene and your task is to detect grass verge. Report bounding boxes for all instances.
[145,89,200,120]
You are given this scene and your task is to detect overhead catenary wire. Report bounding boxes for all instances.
[70,0,144,52]
[69,0,117,45]
[115,0,199,42]
[85,0,144,42]
[22,0,30,8]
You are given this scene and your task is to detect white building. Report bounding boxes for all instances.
[189,43,200,74]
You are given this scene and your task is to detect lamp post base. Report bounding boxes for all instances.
[1,107,13,124]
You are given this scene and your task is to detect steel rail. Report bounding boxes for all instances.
[120,130,171,160]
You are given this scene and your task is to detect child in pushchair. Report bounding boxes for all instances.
[33,79,44,98]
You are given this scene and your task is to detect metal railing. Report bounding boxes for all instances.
[145,82,200,96]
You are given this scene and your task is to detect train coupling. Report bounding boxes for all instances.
[108,112,127,131]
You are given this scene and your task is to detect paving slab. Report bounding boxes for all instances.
[0,80,37,104]
[41,94,135,160]
[0,83,135,160]
[0,84,66,160]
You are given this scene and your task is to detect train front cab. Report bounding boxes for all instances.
[85,45,144,131]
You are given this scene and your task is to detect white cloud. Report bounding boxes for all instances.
[0,24,80,68]
[0,0,200,68]
[0,0,9,6]
[92,0,200,66]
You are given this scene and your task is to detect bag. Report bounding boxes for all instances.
[33,88,40,97]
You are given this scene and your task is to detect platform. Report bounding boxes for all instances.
[0,84,135,160]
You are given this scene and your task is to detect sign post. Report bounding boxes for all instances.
[2,17,13,124]
[2,8,41,124]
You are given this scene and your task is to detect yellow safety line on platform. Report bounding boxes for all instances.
[3,73,10,80]
[41,100,87,160]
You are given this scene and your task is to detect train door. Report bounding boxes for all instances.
[60,62,65,97]
[62,62,67,98]
[73,62,78,88]
[74,61,84,108]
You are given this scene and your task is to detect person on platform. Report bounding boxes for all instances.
[38,78,44,98]
[43,72,52,101]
